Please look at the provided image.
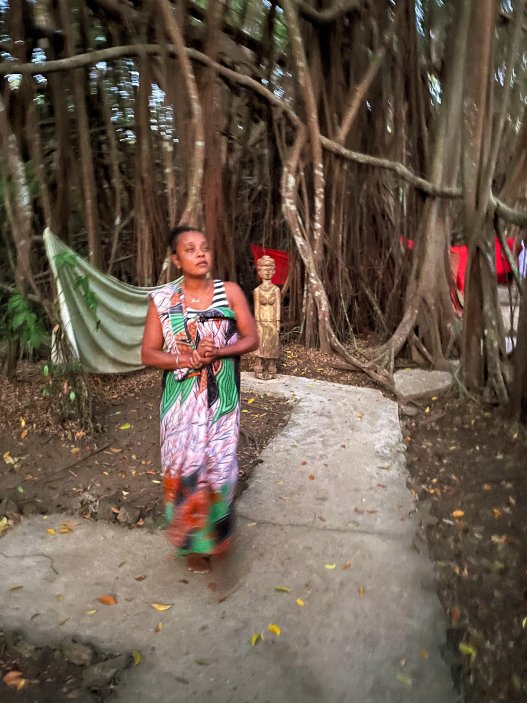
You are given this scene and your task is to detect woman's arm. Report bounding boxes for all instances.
[213,282,259,358]
[141,301,205,369]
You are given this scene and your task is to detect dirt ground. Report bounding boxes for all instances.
[403,394,527,703]
[1,343,527,702]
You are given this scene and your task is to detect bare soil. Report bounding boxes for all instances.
[403,394,527,703]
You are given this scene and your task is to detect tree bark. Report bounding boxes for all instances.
[156,0,205,227]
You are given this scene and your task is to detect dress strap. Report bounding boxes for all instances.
[212,279,229,308]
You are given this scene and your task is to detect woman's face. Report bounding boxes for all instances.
[172,231,212,277]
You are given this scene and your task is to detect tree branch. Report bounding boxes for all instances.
[292,0,363,25]
[4,41,527,225]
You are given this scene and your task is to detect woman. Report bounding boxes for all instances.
[141,226,259,572]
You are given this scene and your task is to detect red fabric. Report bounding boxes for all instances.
[251,245,289,285]
[451,237,517,293]
[403,236,518,293]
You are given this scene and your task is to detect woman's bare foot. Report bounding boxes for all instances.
[186,554,211,573]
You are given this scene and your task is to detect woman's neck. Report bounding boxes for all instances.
[182,276,211,293]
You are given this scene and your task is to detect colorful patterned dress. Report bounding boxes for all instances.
[149,280,240,556]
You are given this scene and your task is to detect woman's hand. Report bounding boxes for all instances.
[197,337,217,362]
[189,349,208,368]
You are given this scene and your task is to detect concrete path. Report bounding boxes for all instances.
[0,374,456,702]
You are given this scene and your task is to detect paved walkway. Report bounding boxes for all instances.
[0,374,456,702]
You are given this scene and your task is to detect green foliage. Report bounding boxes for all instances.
[1,291,46,353]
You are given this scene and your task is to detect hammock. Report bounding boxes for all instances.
[44,228,178,374]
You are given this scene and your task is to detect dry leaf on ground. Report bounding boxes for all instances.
[97,594,117,606]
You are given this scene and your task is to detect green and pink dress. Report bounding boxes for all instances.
[149,280,240,556]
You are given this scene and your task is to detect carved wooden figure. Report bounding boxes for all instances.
[253,255,281,379]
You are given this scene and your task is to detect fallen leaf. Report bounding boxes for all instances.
[59,525,72,534]
[267,624,281,637]
[492,508,502,519]
[151,479,161,484]
[491,534,507,544]
[459,642,477,658]
[250,632,263,646]
[324,564,336,570]
[358,585,366,597]
[132,650,142,666]
[110,447,122,453]
[134,575,146,582]
[150,603,172,611]
[247,521,257,527]
[3,671,27,690]
[85,609,97,615]
[97,594,117,606]
[70,447,80,455]
[119,423,132,430]
[155,622,163,633]
[420,649,429,659]
[195,659,210,666]
[308,474,316,480]
[8,585,23,592]
[3,451,14,465]
[521,616,527,630]
[20,429,29,440]
[296,598,305,607]
[274,586,290,593]
[396,673,413,686]
[341,561,352,570]
[47,528,57,535]
[451,509,465,519]
[247,398,255,404]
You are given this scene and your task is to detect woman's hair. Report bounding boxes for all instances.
[168,225,204,253]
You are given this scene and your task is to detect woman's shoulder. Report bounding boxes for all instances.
[221,281,244,300]
[149,281,181,310]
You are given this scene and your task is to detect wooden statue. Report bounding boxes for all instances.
[253,255,281,379]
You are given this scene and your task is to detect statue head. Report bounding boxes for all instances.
[257,255,275,282]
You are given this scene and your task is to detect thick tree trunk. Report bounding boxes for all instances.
[201,0,235,279]
[283,0,329,352]
[376,0,470,368]
[461,0,522,401]
[156,0,205,227]
[59,0,102,268]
